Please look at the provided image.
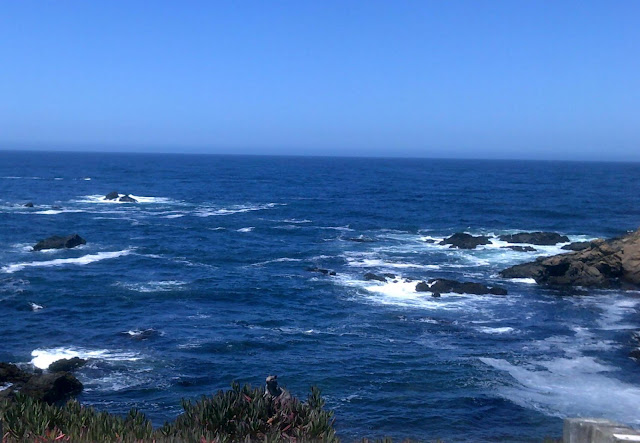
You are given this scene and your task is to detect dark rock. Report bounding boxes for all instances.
[501,245,537,252]
[440,233,492,249]
[0,362,83,404]
[562,241,593,251]
[307,267,336,276]
[21,372,83,404]
[118,194,138,203]
[384,273,396,279]
[104,191,119,200]
[122,328,158,340]
[416,278,507,295]
[24,202,34,208]
[0,363,30,384]
[498,232,570,245]
[424,239,436,243]
[431,292,441,298]
[33,234,86,251]
[364,272,387,282]
[347,236,375,243]
[48,357,86,373]
[500,229,640,288]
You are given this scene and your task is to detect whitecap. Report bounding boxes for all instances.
[195,203,284,217]
[2,250,131,273]
[35,209,84,215]
[250,257,303,267]
[83,177,91,181]
[77,194,175,204]
[31,347,141,370]
[477,326,515,334]
[237,227,255,233]
[480,356,640,425]
[163,214,185,219]
[116,280,186,293]
[29,302,43,311]
[282,219,312,224]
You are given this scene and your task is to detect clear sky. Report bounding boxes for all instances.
[0,1,638,160]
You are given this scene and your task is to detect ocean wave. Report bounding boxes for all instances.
[31,347,142,370]
[34,209,85,215]
[477,326,515,334]
[195,202,284,217]
[250,257,303,267]
[77,194,175,204]
[480,356,640,425]
[115,280,187,293]
[237,227,255,233]
[2,250,131,273]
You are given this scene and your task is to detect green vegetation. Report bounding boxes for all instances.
[0,383,336,442]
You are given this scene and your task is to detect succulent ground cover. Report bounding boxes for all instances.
[0,383,336,442]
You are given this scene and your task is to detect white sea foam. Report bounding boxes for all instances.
[345,256,440,270]
[250,257,303,266]
[2,250,131,273]
[481,356,640,425]
[29,302,43,311]
[116,280,186,293]
[35,209,84,215]
[31,347,141,370]
[282,219,312,224]
[83,177,91,181]
[164,213,185,219]
[237,227,255,233]
[195,203,283,217]
[477,326,515,334]
[78,194,174,204]
[0,382,12,391]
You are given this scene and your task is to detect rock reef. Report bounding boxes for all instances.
[33,234,86,251]
[0,362,83,404]
[500,228,640,288]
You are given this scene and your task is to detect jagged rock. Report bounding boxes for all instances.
[0,362,83,404]
[104,191,119,200]
[33,234,86,251]
[364,272,387,282]
[498,232,569,245]
[500,228,640,288]
[24,202,34,207]
[48,358,86,373]
[415,278,507,295]
[424,239,436,244]
[501,245,537,252]
[440,233,492,249]
[562,241,593,251]
[118,194,138,203]
[306,267,336,276]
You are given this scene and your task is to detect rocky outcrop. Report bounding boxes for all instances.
[0,362,83,404]
[498,232,569,245]
[24,202,34,208]
[500,228,640,288]
[440,233,492,249]
[104,191,119,200]
[48,357,86,373]
[415,279,507,295]
[33,234,86,251]
[364,272,387,282]
[562,241,594,251]
[501,245,537,252]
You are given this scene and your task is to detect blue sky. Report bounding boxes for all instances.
[0,1,638,160]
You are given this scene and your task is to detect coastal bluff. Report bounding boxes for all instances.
[500,228,640,288]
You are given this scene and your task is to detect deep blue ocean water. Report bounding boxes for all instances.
[1,151,640,442]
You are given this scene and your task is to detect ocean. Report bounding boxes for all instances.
[1,151,640,442]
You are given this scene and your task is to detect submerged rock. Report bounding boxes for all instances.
[347,236,375,243]
[500,228,640,288]
[501,245,537,252]
[415,279,507,295]
[24,202,34,208]
[440,233,492,249]
[119,194,138,203]
[498,232,569,245]
[33,234,86,251]
[306,267,336,276]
